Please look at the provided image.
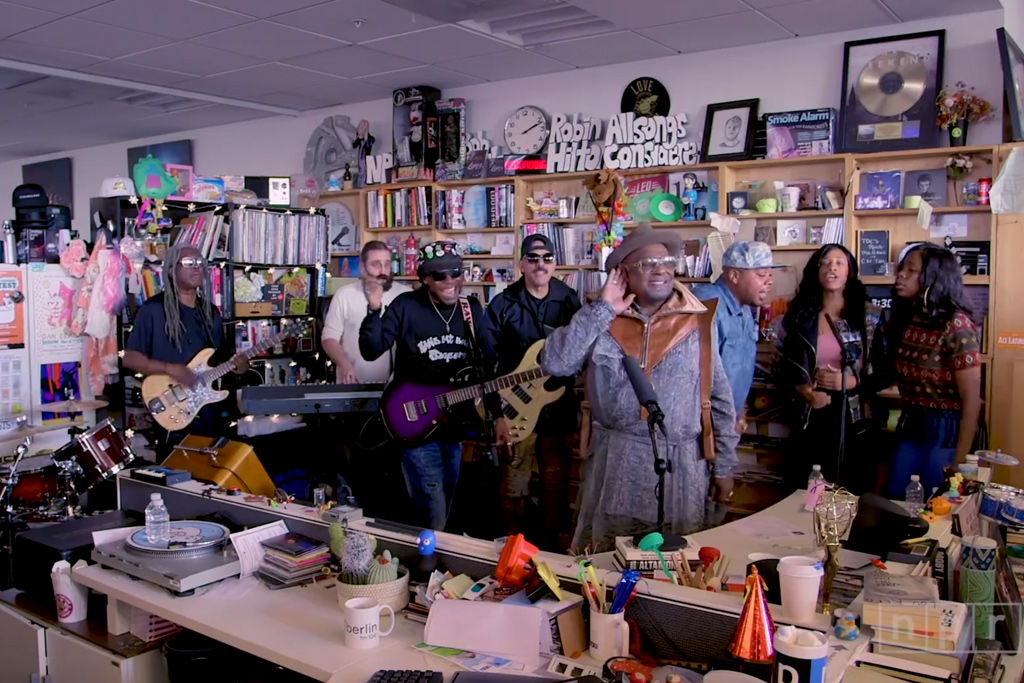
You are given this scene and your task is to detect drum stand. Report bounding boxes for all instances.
[0,439,31,588]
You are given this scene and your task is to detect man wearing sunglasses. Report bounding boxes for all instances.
[480,234,581,548]
[541,224,740,549]
[360,241,498,531]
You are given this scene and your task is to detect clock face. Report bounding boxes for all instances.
[504,106,549,155]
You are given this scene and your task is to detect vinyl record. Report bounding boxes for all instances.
[627,192,656,222]
[650,193,683,222]
[854,51,928,117]
[621,77,671,117]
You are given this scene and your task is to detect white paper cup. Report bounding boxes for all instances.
[781,187,801,212]
[777,556,823,622]
[589,611,629,662]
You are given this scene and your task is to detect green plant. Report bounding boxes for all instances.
[366,550,400,585]
[339,531,374,585]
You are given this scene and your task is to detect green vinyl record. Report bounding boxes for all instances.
[627,192,656,222]
[650,192,683,222]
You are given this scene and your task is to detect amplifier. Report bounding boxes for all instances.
[240,384,382,415]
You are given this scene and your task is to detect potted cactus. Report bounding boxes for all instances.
[332,525,410,612]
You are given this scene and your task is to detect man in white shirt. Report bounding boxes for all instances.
[322,240,410,384]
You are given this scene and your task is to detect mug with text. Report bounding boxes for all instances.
[589,610,629,662]
[343,597,394,649]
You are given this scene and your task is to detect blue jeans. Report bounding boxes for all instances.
[887,405,960,499]
[401,441,462,531]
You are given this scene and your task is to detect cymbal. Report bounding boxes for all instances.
[39,399,109,413]
[0,422,71,442]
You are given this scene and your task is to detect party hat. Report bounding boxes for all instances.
[728,566,776,662]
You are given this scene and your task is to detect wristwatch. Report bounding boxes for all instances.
[367,304,381,315]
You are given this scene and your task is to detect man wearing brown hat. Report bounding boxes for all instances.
[541,224,739,549]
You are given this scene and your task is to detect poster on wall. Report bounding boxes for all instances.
[29,267,84,358]
[40,360,81,422]
[0,269,25,349]
[22,157,73,217]
[0,352,28,430]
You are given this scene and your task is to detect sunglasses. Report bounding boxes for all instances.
[524,253,555,264]
[428,269,463,281]
[629,255,678,275]
[178,257,205,269]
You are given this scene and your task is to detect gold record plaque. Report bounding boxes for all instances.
[854,51,928,117]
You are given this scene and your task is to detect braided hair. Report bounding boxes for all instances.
[163,243,215,352]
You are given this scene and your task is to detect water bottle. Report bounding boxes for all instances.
[145,493,170,545]
[905,475,925,515]
[807,464,825,489]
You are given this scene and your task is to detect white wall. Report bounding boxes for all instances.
[0,10,1006,236]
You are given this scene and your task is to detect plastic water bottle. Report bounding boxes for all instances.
[905,475,925,515]
[807,464,826,489]
[145,493,170,545]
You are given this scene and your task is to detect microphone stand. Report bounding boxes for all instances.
[636,399,686,552]
[825,315,858,489]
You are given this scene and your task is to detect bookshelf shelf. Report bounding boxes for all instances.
[747,210,844,220]
[522,217,595,224]
[677,276,712,283]
[439,227,517,233]
[772,245,821,252]
[394,275,419,281]
[853,206,991,218]
[367,226,435,233]
[628,220,714,228]
[861,274,990,286]
[466,254,516,259]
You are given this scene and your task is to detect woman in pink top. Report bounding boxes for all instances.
[776,245,885,492]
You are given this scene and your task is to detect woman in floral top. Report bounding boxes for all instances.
[887,244,982,497]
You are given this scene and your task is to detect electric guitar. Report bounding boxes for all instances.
[380,340,564,445]
[142,320,311,431]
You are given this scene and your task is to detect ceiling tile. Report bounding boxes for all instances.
[363,26,513,63]
[13,75,131,103]
[190,20,346,60]
[0,2,61,39]
[194,0,331,19]
[355,64,485,89]
[530,31,675,68]
[247,90,337,110]
[0,66,43,89]
[0,89,83,122]
[176,63,344,99]
[285,77,392,104]
[879,0,1002,21]
[135,103,275,129]
[273,0,441,43]
[437,49,572,81]
[638,12,793,53]
[0,39,104,68]
[81,60,196,86]
[1,0,109,15]
[738,0,810,6]
[123,42,263,76]
[10,18,174,59]
[764,0,893,36]
[283,45,420,78]
[565,0,750,30]
[79,0,252,41]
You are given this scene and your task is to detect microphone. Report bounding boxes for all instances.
[623,355,667,436]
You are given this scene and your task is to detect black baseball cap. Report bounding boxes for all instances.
[521,234,554,258]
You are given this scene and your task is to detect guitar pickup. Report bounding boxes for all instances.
[403,402,417,422]
[511,385,532,404]
[147,398,166,414]
[170,385,190,402]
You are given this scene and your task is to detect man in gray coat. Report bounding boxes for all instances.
[542,224,739,550]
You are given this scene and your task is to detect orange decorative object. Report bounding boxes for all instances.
[698,546,721,570]
[727,566,776,663]
[931,498,952,516]
[495,534,539,588]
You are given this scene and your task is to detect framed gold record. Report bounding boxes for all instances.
[839,31,945,152]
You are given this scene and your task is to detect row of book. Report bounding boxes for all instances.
[367,186,432,228]
[435,184,515,230]
[176,211,228,260]
[229,208,329,265]
[522,223,596,266]
[257,531,329,590]
[556,269,605,299]
[821,217,845,245]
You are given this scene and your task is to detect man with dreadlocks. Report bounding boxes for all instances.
[124,244,248,441]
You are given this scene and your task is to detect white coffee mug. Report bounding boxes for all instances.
[343,597,394,649]
[589,611,629,662]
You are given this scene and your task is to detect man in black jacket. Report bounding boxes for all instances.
[481,235,581,548]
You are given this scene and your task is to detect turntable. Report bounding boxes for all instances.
[92,521,240,595]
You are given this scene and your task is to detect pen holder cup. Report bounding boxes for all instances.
[589,611,630,662]
[336,566,410,613]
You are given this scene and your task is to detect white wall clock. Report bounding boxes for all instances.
[504,105,550,155]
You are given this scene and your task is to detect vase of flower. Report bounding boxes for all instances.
[936,81,991,148]
[948,118,969,147]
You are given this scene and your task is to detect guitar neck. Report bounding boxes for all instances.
[442,367,547,406]
[198,328,298,384]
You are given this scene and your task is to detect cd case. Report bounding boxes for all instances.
[860,170,903,206]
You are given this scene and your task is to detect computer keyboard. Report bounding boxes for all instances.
[366,670,444,683]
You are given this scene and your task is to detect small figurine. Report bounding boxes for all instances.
[834,611,860,641]
[342,163,353,191]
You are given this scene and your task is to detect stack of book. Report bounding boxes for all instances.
[435,184,515,230]
[556,270,605,299]
[821,216,845,245]
[175,210,228,260]
[257,532,330,589]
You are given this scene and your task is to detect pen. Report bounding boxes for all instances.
[609,570,639,614]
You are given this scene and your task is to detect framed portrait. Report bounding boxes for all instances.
[22,157,72,216]
[838,30,945,153]
[701,99,759,162]
[997,28,1024,142]
[165,164,193,201]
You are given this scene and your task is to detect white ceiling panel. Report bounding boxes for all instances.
[283,45,420,79]
[176,63,344,99]
[79,0,252,41]
[356,64,486,89]
[273,0,441,43]
[287,77,393,104]
[248,90,338,110]
[530,30,675,68]
[0,66,42,89]
[638,11,793,53]
[0,89,79,122]
[0,143,73,160]
[194,0,332,19]
[9,18,175,59]
[364,25,514,63]
[135,103,275,128]
[12,75,130,104]
[0,2,61,39]
[0,40,104,69]
[879,0,1002,22]
[437,49,572,81]
[122,42,262,77]
[565,0,751,30]
[2,0,112,14]
[190,20,346,60]
[80,60,196,85]
[764,0,893,37]
[738,0,810,7]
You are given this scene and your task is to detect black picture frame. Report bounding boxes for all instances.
[997,28,1024,142]
[838,30,945,153]
[701,98,759,162]
[126,139,192,176]
[22,157,73,217]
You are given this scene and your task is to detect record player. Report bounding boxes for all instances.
[92,521,240,595]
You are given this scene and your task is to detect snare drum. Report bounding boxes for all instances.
[1001,491,1024,526]
[53,419,135,493]
[981,483,1018,521]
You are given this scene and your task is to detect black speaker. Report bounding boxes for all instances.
[845,493,930,561]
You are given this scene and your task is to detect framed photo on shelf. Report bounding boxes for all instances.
[838,30,945,153]
[701,99,759,162]
[903,168,947,206]
[997,28,1024,142]
[165,164,193,201]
